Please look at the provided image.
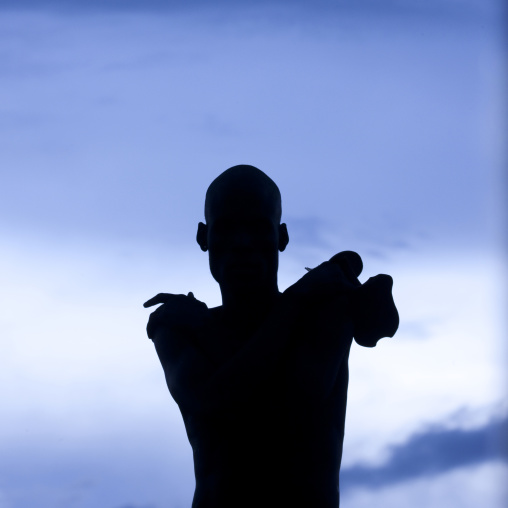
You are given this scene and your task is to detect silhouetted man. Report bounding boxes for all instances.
[144,165,398,507]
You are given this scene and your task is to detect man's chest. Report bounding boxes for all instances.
[192,318,248,368]
[193,312,351,409]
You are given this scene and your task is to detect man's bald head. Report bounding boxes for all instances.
[197,165,288,296]
[204,165,282,224]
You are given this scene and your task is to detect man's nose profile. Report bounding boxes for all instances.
[144,164,399,508]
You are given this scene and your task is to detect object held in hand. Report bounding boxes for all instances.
[309,251,399,348]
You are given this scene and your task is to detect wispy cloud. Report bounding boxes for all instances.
[341,414,508,490]
[396,318,442,340]
[284,216,332,250]
[0,4,502,255]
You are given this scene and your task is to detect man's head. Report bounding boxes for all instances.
[197,165,289,295]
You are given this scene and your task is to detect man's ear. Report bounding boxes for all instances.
[278,223,289,252]
[196,222,208,252]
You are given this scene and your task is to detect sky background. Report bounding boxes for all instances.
[0,1,507,507]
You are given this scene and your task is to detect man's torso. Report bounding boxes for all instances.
[180,302,352,507]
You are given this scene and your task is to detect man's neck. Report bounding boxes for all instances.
[220,285,281,328]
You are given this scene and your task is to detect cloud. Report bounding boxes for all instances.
[0,2,503,257]
[284,216,332,250]
[396,318,441,340]
[342,461,508,508]
[341,414,508,491]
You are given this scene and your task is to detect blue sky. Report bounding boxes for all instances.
[0,1,506,507]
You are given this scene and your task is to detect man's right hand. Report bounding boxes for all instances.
[144,292,208,340]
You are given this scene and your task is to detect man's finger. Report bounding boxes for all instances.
[330,252,362,288]
[143,293,172,308]
[339,252,362,276]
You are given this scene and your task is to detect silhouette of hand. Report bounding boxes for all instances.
[350,274,399,347]
[144,292,208,340]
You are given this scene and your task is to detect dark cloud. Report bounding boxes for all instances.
[341,414,508,491]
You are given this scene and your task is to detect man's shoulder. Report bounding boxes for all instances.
[169,301,218,333]
[162,304,222,350]
[152,305,217,371]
